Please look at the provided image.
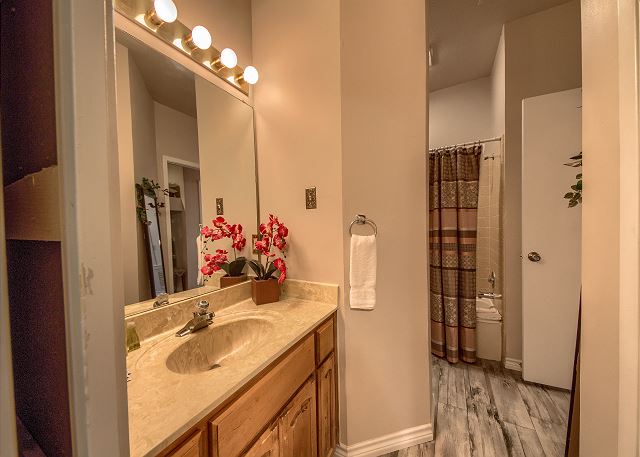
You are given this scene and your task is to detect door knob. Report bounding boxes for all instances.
[527,251,542,262]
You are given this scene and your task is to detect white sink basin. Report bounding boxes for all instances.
[165,316,275,374]
[134,313,279,376]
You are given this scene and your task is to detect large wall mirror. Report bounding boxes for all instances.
[115,30,259,315]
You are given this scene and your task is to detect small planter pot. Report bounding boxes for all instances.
[219,274,248,289]
[251,278,280,305]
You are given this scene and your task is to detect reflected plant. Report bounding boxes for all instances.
[563,152,582,208]
[136,178,169,225]
[200,217,247,277]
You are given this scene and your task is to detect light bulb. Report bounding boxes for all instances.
[243,66,259,85]
[153,0,177,23]
[220,48,238,68]
[190,26,212,50]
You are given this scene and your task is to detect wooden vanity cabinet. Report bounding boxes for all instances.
[280,377,317,457]
[167,430,205,457]
[158,313,337,457]
[244,423,280,457]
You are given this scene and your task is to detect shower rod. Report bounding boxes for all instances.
[428,136,502,153]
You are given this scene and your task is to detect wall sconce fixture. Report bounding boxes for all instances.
[182,25,212,51]
[116,0,259,96]
[145,0,177,27]
[237,66,259,85]
[211,48,238,70]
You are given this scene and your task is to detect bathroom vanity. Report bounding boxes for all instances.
[126,281,338,457]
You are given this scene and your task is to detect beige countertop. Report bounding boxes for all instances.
[127,296,337,457]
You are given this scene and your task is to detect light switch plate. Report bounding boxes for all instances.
[216,198,224,215]
[252,234,260,255]
[305,187,317,209]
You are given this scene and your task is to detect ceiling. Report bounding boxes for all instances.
[429,0,573,92]
[116,30,198,117]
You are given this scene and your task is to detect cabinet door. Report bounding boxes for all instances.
[317,354,336,457]
[167,430,203,457]
[244,423,280,457]
[280,377,317,457]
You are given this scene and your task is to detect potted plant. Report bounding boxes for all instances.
[248,214,288,305]
[200,216,248,288]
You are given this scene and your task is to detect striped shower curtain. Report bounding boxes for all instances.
[429,146,481,364]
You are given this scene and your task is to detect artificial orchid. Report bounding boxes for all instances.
[249,214,288,284]
[200,216,248,278]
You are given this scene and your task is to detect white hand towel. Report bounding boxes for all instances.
[349,234,377,310]
[196,235,204,286]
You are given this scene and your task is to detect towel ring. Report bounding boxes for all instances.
[349,214,377,236]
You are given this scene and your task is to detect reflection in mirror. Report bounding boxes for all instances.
[136,181,167,297]
[115,30,258,315]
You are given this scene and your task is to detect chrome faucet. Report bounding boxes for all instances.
[176,300,215,337]
[153,293,170,308]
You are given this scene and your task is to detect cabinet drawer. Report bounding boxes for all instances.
[315,319,334,364]
[167,430,203,457]
[210,335,315,457]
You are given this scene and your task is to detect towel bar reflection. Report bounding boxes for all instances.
[349,214,377,236]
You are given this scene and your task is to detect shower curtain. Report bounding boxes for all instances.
[429,145,481,364]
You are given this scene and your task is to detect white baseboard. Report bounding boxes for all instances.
[504,358,523,372]
[334,423,433,457]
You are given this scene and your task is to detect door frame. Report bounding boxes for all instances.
[160,155,201,293]
[54,0,130,455]
[617,0,640,454]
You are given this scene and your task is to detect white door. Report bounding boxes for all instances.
[521,88,581,390]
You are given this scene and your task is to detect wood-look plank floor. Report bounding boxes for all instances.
[379,358,570,457]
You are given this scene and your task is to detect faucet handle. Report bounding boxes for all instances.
[195,300,213,317]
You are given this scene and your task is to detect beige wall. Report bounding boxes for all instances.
[503,1,582,361]
[251,0,344,287]
[491,29,506,138]
[341,0,430,446]
[429,77,494,148]
[154,102,199,166]
[580,0,620,454]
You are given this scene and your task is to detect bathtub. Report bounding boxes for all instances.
[476,296,502,362]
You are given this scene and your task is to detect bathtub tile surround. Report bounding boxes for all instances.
[476,142,504,301]
[380,357,570,457]
[125,279,338,456]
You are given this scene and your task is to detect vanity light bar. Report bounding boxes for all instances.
[115,0,259,95]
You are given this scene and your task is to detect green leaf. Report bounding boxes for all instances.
[569,153,583,160]
[568,200,578,208]
[220,263,231,275]
[564,192,574,199]
[571,185,578,191]
[576,173,582,179]
[576,180,582,190]
[247,260,262,279]
[264,262,277,280]
[228,257,247,276]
